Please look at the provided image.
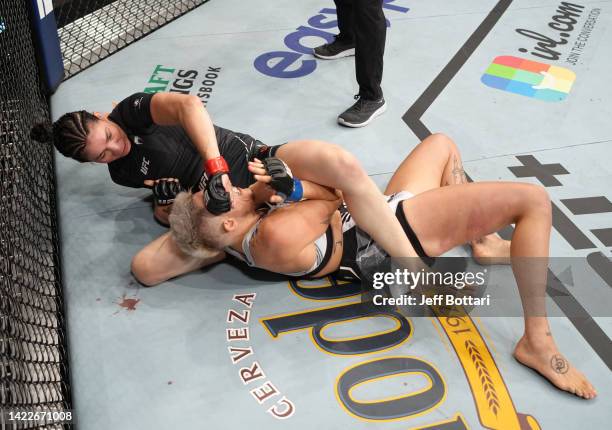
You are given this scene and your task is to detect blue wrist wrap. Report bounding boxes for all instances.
[286,179,303,202]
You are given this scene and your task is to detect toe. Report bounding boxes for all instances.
[589,382,596,393]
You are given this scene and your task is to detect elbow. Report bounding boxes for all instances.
[184,95,203,111]
[177,95,205,125]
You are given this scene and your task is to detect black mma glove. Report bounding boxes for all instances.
[204,173,231,215]
[263,157,303,201]
[263,157,294,199]
[152,178,185,206]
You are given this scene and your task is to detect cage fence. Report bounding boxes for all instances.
[1,1,69,428]
[53,0,209,78]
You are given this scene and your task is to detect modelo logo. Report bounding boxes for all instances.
[254,0,409,79]
[255,276,540,427]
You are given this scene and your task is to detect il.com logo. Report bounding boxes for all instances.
[481,56,576,102]
[253,0,409,79]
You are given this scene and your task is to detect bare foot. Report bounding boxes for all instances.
[472,234,511,265]
[513,335,597,399]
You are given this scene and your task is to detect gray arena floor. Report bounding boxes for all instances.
[50,0,611,428]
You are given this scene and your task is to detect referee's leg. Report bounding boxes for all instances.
[334,0,356,43]
[354,0,386,100]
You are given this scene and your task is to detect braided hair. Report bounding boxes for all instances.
[30,111,99,162]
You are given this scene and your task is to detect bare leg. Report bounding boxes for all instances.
[383,133,510,263]
[401,182,596,399]
[440,147,511,264]
[276,140,419,258]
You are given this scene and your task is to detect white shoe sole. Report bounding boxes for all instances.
[313,48,355,60]
[337,102,387,128]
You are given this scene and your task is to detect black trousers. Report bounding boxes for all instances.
[334,0,386,100]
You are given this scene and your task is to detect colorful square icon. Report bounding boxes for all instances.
[481,56,576,102]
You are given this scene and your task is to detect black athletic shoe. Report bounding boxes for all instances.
[338,96,387,128]
[313,36,355,60]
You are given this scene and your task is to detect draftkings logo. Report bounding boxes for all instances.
[143,65,222,106]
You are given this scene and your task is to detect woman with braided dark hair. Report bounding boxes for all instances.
[31,92,278,224]
[31,110,99,162]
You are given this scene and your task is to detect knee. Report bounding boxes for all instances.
[523,184,552,217]
[423,133,458,157]
[327,144,367,183]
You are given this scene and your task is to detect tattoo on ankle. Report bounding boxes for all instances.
[452,156,467,185]
[551,354,569,374]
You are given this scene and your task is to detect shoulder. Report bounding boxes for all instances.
[110,92,155,128]
[253,208,305,256]
[113,92,153,111]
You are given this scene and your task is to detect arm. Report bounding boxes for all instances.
[148,93,232,212]
[301,180,338,201]
[149,92,221,161]
[249,175,338,209]
[144,178,185,226]
[131,232,226,286]
[248,160,339,203]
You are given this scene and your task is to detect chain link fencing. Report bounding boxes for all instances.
[1,1,72,428]
[54,0,209,78]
